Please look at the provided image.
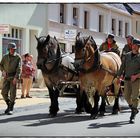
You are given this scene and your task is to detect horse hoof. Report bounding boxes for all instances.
[112,110,118,115]
[90,114,98,119]
[99,111,105,116]
[75,110,82,114]
[48,113,57,117]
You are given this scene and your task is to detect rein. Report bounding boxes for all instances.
[44,52,79,77]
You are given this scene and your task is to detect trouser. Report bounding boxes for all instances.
[21,78,33,96]
[124,78,140,108]
[1,78,17,103]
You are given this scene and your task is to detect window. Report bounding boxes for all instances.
[136,21,140,34]
[19,29,22,39]
[60,43,66,52]
[99,15,104,32]
[12,28,14,38]
[73,7,78,26]
[125,22,129,37]
[72,45,75,53]
[84,11,89,29]
[15,29,18,38]
[60,4,65,24]
[118,20,123,37]
[112,18,116,35]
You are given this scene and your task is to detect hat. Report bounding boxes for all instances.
[126,35,134,40]
[107,34,114,39]
[8,42,17,50]
[132,39,140,46]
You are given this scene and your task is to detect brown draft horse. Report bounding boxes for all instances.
[74,33,122,119]
[35,35,92,117]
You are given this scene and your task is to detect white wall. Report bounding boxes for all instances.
[48,4,59,22]
[0,4,48,52]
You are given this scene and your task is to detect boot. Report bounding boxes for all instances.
[5,100,10,114]
[129,107,139,124]
[129,104,132,109]
[7,102,15,115]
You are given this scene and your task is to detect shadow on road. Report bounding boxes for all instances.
[0,109,91,126]
[88,121,130,129]
[0,104,137,128]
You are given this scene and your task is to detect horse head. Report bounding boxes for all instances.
[74,33,99,72]
[36,35,61,73]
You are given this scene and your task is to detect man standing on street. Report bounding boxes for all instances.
[99,34,120,56]
[0,42,22,115]
[121,35,134,61]
[117,39,140,124]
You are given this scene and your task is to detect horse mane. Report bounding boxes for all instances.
[88,36,100,70]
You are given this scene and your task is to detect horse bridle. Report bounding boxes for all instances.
[42,42,62,74]
[75,43,99,73]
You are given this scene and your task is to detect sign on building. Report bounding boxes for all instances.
[0,24,10,34]
[64,29,77,39]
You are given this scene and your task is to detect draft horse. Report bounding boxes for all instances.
[74,33,122,119]
[36,35,92,117]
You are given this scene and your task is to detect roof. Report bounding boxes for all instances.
[108,4,128,12]
[106,3,140,15]
[128,4,140,14]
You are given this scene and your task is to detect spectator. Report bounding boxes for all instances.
[0,42,22,115]
[21,53,35,98]
[99,34,120,56]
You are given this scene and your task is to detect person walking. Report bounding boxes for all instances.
[117,39,140,124]
[21,53,35,98]
[0,42,22,115]
[121,35,134,61]
[99,34,120,56]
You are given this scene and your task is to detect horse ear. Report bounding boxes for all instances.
[85,36,91,43]
[35,35,39,42]
[46,35,50,42]
[76,32,81,40]
[54,36,57,40]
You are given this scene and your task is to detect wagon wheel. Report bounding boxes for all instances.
[105,90,115,105]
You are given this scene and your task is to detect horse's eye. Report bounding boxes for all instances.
[42,47,47,53]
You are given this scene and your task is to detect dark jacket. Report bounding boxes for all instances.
[99,41,120,56]
[121,44,132,61]
[0,52,22,79]
[117,52,140,79]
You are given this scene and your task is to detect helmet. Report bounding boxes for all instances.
[8,42,17,50]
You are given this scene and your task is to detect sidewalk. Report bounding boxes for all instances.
[0,87,49,109]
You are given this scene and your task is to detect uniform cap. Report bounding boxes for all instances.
[8,42,17,50]
[107,34,114,39]
[132,39,140,46]
[126,35,134,40]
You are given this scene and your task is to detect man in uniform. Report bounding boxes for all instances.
[121,35,134,61]
[99,34,120,56]
[0,42,22,115]
[117,39,140,123]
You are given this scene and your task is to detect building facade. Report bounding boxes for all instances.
[48,4,133,53]
[0,3,140,87]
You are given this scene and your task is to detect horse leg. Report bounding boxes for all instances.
[112,94,120,114]
[90,91,99,119]
[83,91,92,114]
[75,86,84,114]
[48,87,59,117]
[99,96,106,116]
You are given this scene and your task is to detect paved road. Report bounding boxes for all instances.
[0,88,140,138]
[0,88,49,109]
